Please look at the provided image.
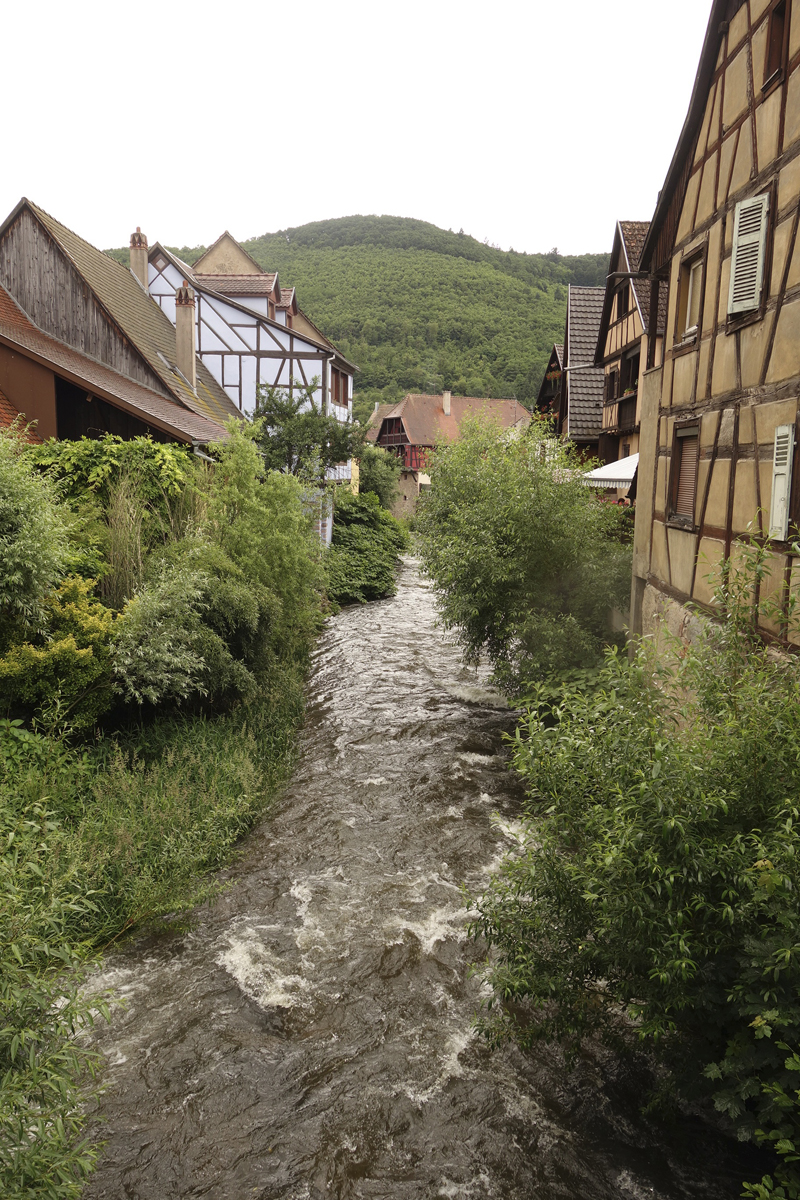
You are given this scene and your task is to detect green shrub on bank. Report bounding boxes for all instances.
[471,541,800,1197]
[327,490,409,605]
[357,443,401,510]
[0,578,115,731]
[0,429,69,649]
[416,415,631,693]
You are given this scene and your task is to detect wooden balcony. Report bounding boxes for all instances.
[602,390,638,434]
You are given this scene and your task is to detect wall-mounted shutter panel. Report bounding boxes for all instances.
[769,423,795,540]
[728,193,770,314]
[675,432,699,519]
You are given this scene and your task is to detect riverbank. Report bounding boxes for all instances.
[0,668,306,1199]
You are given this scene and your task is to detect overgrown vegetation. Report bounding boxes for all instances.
[0,422,326,1194]
[326,490,409,606]
[416,416,632,693]
[357,442,401,511]
[107,215,609,418]
[471,540,800,1198]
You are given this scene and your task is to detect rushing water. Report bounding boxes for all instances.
[84,559,757,1199]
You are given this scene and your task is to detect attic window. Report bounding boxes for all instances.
[617,285,630,318]
[153,254,168,271]
[764,0,788,89]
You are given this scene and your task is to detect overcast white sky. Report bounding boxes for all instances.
[4,0,711,257]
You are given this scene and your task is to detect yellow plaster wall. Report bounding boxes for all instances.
[740,310,775,388]
[728,4,749,55]
[651,520,670,583]
[696,154,718,226]
[766,298,800,383]
[693,537,726,604]
[667,527,697,594]
[704,459,731,527]
[723,48,750,129]
[194,234,262,275]
[711,330,738,396]
[783,67,800,152]
[729,119,754,196]
[752,19,769,92]
[756,88,782,171]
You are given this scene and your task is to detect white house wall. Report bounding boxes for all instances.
[147,257,353,481]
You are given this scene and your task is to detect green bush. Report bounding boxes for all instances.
[0,722,105,1199]
[357,443,401,510]
[205,421,324,659]
[327,490,409,605]
[0,578,115,731]
[0,428,69,648]
[470,541,800,1197]
[417,416,631,692]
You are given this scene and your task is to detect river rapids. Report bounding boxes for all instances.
[83,559,756,1199]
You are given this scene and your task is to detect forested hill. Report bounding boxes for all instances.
[109,216,609,423]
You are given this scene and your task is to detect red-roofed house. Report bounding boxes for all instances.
[367,391,531,515]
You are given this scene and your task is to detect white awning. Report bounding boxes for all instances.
[583,452,639,489]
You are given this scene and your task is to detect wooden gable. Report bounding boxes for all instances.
[0,205,168,397]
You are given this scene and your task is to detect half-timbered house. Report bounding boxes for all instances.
[631,0,800,650]
[0,200,232,445]
[593,222,668,482]
[142,230,356,484]
[368,391,530,516]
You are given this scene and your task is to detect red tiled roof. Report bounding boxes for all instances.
[0,386,42,441]
[0,283,227,445]
[367,393,530,447]
[276,287,296,310]
[193,273,278,296]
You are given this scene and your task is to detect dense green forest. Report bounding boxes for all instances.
[109,216,609,424]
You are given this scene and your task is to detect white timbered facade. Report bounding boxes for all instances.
[145,237,355,483]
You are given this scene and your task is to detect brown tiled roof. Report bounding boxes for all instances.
[367,393,530,447]
[276,287,296,310]
[0,283,227,445]
[619,221,669,331]
[20,201,240,428]
[566,287,605,441]
[193,273,278,297]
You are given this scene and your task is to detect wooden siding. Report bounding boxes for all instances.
[0,210,169,396]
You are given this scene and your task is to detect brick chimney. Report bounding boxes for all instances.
[175,281,197,392]
[130,227,148,293]
[442,390,451,416]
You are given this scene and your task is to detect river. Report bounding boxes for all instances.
[83,558,757,1199]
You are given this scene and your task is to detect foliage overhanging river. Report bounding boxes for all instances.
[84,559,757,1199]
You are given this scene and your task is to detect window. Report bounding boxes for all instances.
[728,192,770,316]
[764,0,788,88]
[676,253,704,342]
[617,285,629,319]
[670,426,699,524]
[622,349,641,393]
[769,423,795,540]
[605,370,619,402]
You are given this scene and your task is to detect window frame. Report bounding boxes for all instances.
[668,421,701,530]
[763,0,789,95]
[673,242,708,350]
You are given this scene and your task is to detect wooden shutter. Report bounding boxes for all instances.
[728,193,770,314]
[675,431,699,520]
[769,423,795,540]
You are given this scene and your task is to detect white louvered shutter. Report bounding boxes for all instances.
[728,193,770,315]
[769,424,795,540]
